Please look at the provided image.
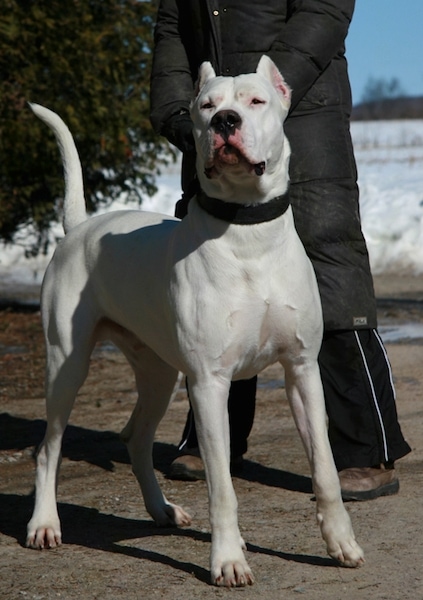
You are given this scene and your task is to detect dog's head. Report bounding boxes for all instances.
[190,55,291,202]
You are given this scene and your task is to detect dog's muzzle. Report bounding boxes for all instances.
[205,110,266,178]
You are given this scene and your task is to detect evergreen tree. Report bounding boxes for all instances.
[0,0,172,254]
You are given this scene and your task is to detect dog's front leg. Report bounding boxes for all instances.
[189,376,254,587]
[284,360,365,568]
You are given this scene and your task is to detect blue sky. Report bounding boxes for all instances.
[346,1,423,104]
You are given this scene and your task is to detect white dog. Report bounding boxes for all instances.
[26,55,364,586]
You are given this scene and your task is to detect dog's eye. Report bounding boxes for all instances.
[201,102,214,110]
[251,98,265,106]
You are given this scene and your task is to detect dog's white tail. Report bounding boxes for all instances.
[29,103,86,234]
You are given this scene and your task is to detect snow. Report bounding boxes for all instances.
[379,322,423,343]
[1,119,423,292]
[353,119,423,274]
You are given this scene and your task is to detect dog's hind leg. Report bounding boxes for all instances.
[119,343,191,528]
[26,313,95,549]
[283,359,365,568]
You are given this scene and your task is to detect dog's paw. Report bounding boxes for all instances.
[318,504,365,568]
[153,502,192,528]
[328,537,365,568]
[26,525,62,550]
[211,540,254,588]
[211,558,254,587]
[320,518,365,567]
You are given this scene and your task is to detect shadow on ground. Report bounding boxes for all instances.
[0,490,335,587]
[0,412,312,493]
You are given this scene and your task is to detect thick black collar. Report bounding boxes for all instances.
[196,188,290,225]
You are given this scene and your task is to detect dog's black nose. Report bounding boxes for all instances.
[211,110,242,139]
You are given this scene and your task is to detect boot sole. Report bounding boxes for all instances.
[341,478,399,501]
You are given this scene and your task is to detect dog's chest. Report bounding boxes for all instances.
[177,266,300,376]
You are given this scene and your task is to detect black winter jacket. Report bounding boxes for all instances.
[150,0,377,331]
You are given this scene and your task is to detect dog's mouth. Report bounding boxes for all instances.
[204,143,266,179]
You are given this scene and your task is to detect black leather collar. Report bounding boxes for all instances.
[196,188,290,225]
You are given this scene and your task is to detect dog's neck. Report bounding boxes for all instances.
[196,188,290,225]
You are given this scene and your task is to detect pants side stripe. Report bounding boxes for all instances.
[354,330,389,463]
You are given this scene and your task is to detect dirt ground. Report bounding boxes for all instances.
[1,274,422,599]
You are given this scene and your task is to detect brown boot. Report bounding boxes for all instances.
[169,451,206,481]
[168,449,244,481]
[339,464,399,501]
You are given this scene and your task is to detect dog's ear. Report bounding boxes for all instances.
[194,61,217,96]
[256,55,291,110]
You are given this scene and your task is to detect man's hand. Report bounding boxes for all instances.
[163,112,195,154]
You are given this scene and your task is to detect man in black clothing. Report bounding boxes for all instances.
[149,0,411,499]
